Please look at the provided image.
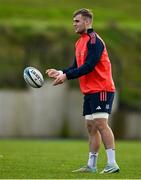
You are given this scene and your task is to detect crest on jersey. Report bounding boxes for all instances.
[89,32,96,44]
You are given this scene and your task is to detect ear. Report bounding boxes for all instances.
[85,18,92,28]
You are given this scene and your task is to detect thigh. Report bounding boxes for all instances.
[86,119,98,135]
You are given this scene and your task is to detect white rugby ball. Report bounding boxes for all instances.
[23,67,44,88]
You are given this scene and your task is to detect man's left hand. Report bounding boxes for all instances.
[53,73,67,86]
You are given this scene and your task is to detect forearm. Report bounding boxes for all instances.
[65,62,93,79]
[62,58,77,74]
[65,34,104,80]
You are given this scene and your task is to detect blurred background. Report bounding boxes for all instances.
[0,0,141,139]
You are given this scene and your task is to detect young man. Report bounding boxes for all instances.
[46,8,120,173]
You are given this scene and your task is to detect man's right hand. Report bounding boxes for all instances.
[46,69,60,78]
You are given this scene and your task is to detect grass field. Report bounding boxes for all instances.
[0,139,141,179]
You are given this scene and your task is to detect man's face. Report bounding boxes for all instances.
[73,14,87,34]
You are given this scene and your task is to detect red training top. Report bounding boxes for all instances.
[63,28,115,94]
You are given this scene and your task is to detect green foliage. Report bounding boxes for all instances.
[99,28,141,109]
[0,26,75,88]
[0,0,141,109]
[0,0,141,30]
[0,139,141,179]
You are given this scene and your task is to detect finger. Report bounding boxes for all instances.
[53,81,63,86]
[53,78,59,85]
[49,72,58,78]
[53,77,60,85]
[45,69,52,74]
[47,70,55,76]
[46,69,56,74]
[53,78,63,86]
[50,71,60,78]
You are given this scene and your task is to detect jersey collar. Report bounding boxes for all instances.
[87,28,94,34]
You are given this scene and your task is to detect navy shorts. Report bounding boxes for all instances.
[83,91,115,116]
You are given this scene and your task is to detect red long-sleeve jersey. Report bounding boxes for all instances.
[63,28,115,94]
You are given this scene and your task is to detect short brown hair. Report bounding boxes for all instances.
[73,8,93,20]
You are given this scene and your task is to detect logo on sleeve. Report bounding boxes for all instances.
[89,32,96,44]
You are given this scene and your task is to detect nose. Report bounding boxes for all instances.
[73,21,77,26]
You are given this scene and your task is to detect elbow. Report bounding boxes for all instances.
[85,65,94,74]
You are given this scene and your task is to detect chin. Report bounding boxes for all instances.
[75,31,79,34]
[75,30,82,34]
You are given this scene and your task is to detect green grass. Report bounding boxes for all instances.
[0,139,141,179]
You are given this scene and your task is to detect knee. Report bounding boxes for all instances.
[86,121,97,135]
[87,122,93,134]
[95,119,108,132]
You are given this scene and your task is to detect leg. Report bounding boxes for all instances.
[86,120,101,170]
[94,118,115,149]
[94,118,120,173]
[72,119,100,173]
[86,120,101,153]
